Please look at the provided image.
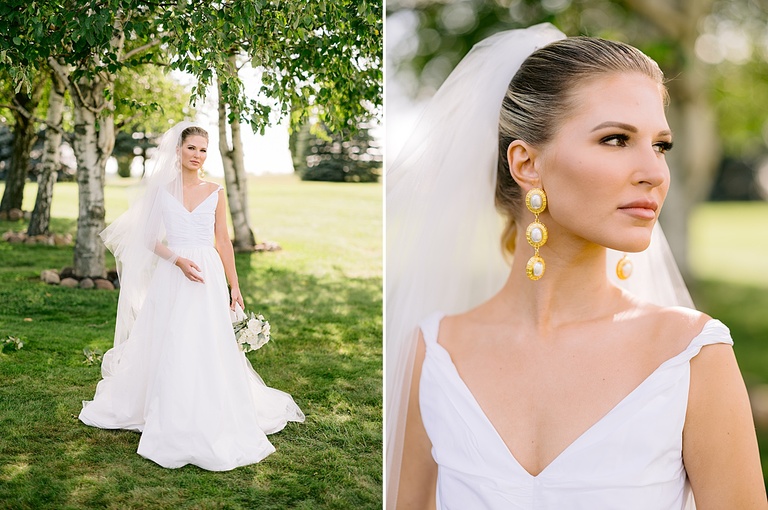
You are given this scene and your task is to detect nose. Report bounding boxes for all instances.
[633,145,669,188]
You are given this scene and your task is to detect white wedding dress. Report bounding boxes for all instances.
[80,186,305,471]
[418,312,733,509]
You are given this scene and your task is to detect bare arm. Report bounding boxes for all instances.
[684,343,767,509]
[397,332,438,510]
[213,188,243,310]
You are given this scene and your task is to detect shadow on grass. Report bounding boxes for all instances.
[0,245,382,510]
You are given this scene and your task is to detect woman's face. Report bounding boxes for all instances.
[536,72,671,253]
[179,135,208,173]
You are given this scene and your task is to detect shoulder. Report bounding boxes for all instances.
[202,181,223,193]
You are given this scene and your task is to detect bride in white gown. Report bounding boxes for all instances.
[387,25,766,508]
[80,123,304,471]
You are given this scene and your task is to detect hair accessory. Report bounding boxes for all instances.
[525,188,548,280]
[616,253,632,280]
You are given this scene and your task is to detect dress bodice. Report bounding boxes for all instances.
[162,187,222,249]
[418,312,733,510]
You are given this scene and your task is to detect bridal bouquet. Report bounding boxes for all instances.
[230,303,271,353]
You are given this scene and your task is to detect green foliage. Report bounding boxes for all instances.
[1,0,381,133]
[0,175,382,508]
[297,122,382,183]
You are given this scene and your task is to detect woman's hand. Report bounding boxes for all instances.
[230,286,244,310]
[175,257,204,283]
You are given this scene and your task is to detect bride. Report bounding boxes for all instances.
[79,122,304,471]
[387,24,766,508]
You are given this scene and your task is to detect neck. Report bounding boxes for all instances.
[500,232,622,333]
[181,169,201,186]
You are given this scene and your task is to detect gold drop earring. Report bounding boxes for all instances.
[616,253,633,280]
[525,188,548,280]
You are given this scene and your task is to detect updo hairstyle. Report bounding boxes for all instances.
[495,37,667,254]
[179,125,209,145]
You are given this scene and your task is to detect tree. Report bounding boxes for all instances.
[298,121,382,182]
[2,0,382,275]
[27,68,66,236]
[0,73,44,214]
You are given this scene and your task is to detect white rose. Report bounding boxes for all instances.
[262,322,271,336]
[247,318,262,335]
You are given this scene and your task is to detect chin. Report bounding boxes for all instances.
[605,229,654,253]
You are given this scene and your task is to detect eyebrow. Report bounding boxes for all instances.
[591,121,672,137]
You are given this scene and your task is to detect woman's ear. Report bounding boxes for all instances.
[507,140,541,189]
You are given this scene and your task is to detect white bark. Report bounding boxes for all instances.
[217,58,256,251]
[28,68,66,236]
[49,20,124,277]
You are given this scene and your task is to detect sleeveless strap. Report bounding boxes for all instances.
[419,312,445,347]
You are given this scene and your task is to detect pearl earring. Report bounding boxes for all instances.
[525,188,548,280]
[616,253,633,280]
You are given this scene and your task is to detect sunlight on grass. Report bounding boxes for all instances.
[0,175,382,509]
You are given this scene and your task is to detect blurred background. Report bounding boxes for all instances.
[387,0,768,483]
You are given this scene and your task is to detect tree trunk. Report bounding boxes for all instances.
[0,79,44,213]
[49,17,123,277]
[28,69,66,236]
[217,59,257,251]
[69,75,115,278]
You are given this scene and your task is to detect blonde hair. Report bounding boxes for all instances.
[179,126,209,145]
[495,37,667,254]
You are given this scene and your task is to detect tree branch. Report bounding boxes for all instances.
[0,103,65,135]
[121,39,162,62]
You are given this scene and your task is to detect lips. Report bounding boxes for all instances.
[618,199,658,220]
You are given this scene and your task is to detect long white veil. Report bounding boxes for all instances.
[100,122,193,370]
[385,23,693,507]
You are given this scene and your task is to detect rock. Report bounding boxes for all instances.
[53,234,69,246]
[2,230,14,241]
[23,235,36,244]
[254,241,282,252]
[60,267,75,279]
[33,235,50,245]
[40,270,61,285]
[79,278,95,289]
[60,277,79,288]
[107,269,119,281]
[6,232,26,243]
[8,208,24,221]
[94,278,115,290]
[0,211,7,220]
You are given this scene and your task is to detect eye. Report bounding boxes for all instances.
[600,134,629,147]
[654,141,673,154]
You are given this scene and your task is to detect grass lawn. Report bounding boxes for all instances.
[0,174,382,509]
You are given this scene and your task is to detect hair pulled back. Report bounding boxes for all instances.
[179,125,209,145]
[495,37,666,254]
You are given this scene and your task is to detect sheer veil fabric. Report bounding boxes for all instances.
[100,122,191,360]
[385,24,694,507]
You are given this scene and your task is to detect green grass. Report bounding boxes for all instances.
[0,175,382,509]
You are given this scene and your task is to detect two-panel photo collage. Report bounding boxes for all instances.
[1,1,768,509]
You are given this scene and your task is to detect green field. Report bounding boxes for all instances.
[0,175,382,509]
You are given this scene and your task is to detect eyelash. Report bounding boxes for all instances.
[600,134,674,154]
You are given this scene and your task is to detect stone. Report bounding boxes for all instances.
[53,234,69,246]
[0,211,7,221]
[8,208,23,221]
[60,267,75,279]
[40,270,60,285]
[94,278,115,290]
[60,277,79,288]
[79,278,95,289]
[107,269,119,281]
[7,232,25,243]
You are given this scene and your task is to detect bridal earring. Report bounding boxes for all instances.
[616,253,633,280]
[525,188,548,280]
[199,167,206,178]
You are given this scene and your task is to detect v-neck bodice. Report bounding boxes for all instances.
[418,312,733,510]
[162,186,222,249]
